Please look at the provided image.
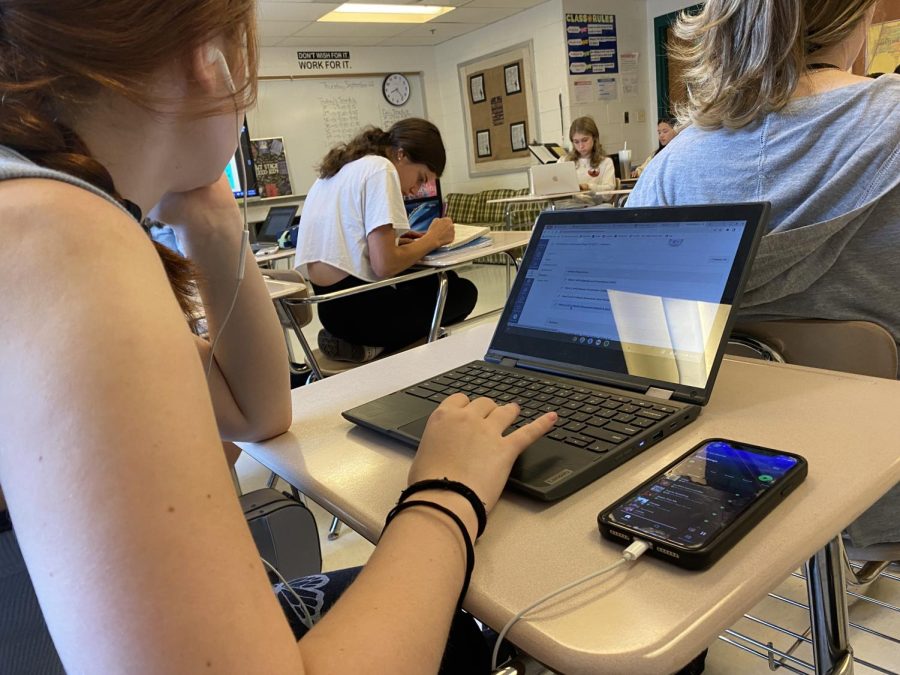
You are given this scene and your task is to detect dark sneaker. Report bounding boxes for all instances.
[317,330,383,363]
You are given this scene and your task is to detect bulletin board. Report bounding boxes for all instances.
[458,42,538,177]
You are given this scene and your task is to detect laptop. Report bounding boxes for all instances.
[251,205,299,254]
[529,161,581,197]
[343,203,770,500]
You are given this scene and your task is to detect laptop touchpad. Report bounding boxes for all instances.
[397,415,430,442]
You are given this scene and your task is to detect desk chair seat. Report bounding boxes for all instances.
[727,319,899,580]
[727,319,898,378]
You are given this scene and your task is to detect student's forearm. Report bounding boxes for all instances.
[298,492,477,674]
[374,235,438,278]
[180,225,291,441]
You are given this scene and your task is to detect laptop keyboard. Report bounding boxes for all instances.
[404,362,679,454]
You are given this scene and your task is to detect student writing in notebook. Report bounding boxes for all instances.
[294,119,478,362]
[0,2,555,673]
[559,116,617,201]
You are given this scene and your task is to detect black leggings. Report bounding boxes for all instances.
[313,272,478,352]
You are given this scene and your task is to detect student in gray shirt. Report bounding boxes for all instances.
[628,0,899,549]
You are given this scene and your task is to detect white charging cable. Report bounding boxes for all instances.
[490,538,652,670]
[261,557,315,630]
[204,48,250,379]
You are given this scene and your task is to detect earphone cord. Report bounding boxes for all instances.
[205,85,249,379]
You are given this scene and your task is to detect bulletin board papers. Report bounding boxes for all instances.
[620,52,640,98]
[572,78,617,103]
[566,14,618,75]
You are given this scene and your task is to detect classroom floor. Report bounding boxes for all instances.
[240,263,899,674]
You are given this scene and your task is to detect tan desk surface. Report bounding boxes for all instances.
[264,278,306,300]
[239,322,900,674]
[255,247,296,265]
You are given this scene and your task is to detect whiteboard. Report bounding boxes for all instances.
[247,75,425,197]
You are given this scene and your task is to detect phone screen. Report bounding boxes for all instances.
[605,440,799,549]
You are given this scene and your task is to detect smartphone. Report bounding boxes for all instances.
[598,439,807,570]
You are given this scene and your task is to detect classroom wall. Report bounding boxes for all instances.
[432,0,568,194]
[561,0,653,169]
[253,1,666,206]
[250,45,440,221]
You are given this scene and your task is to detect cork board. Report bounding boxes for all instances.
[459,42,537,177]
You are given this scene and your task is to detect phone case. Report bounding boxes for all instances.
[597,438,808,570]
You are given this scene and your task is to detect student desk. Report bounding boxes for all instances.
[291,231,531,346]
[255,247,296,267]
[486,192,587,230]
[238,321,900,674]
[264,277,306,300]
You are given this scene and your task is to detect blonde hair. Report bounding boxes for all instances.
[672,0,877,130]
[564,116,605,167]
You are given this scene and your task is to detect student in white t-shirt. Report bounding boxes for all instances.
[559,116,616,201]
[295,119,478,362]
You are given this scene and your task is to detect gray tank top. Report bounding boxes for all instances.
[0,144,124,674]
[0,145,127,214]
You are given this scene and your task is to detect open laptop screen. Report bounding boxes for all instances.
[489,204,767,402]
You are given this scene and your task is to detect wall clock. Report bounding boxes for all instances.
[382,73,411,106]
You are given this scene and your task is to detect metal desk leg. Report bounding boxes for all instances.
[428,271,449,342]
[806,536,854,675]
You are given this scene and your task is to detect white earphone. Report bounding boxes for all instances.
[208,46,236,94]
[202,44,250,379]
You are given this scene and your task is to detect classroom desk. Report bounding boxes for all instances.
[238,322,900,675]
[255,247,296,267]
[290,231,531,353]
[264,277,306,300]
[486,192,587,229]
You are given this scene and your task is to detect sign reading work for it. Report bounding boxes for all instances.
[297,51,351,70]
[565,14,618,75]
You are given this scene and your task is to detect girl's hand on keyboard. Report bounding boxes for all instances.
[410,394,557,516]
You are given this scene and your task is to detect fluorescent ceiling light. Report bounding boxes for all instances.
[318,3,455,23]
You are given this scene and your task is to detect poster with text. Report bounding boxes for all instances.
[250,137,293,198]
[566,13,618,75]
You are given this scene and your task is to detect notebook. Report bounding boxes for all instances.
[343,203,770,500]
[433,224,491,252]
[251,205,299,254]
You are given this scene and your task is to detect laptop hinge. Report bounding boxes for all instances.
[646,387,674,400]
[500,357,517,367]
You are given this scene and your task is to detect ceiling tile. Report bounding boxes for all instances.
[276,35,388,47]
[258,20,312,37]
[397,21,482,39]
[461,0,544,8]
[259,2,338,21]
[429,7,517,23]
[295,21,411,38]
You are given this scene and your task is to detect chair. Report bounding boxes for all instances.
[726,319,900,577]
[263,268,363,382]
[727,319,898,379]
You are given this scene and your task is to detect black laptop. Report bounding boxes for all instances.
[343,203,769,500]
[251,205,299,253]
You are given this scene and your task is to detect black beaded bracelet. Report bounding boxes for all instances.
[384,499,475,613]
[399,478,487,538]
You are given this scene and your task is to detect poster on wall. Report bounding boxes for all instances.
[250,137,293,198]
[565,13,618,75]
[596,77,618,101]
[620,52,640,97]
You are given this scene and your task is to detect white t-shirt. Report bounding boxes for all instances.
[294,155,409,282]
